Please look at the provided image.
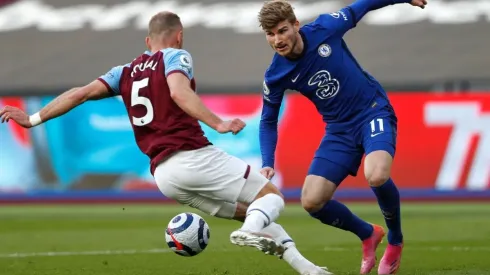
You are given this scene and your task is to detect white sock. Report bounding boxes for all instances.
[282,246,317,274]
[240,194,284,232]
[260,222,295,248]
[261,222,317,274]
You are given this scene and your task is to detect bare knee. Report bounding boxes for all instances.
[254,182,284,201]
[301,175,336,213]
[366,168,390,187]
[365,150,393,187]
[232,203,248,222]
[239,168,284,204]
[302,198,326,213]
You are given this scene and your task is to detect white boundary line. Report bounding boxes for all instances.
[0,249,171,258]
[1,246,489,258]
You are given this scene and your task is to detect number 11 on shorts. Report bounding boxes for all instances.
[370,118,384,137]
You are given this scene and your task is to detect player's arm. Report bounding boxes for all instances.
[316,0,426,36]
[0,81,112,128]
[167,73,223,130]
[1,65,122,128]
[35,81,112,123]
[164,49,243,134]
[259,80,285,170]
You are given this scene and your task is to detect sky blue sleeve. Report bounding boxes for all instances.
[98,65,123,95]
[162,48,194,80]
[315,0,410,36]
[260,80,285,168]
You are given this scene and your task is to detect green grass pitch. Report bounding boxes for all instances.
[0,203,489,275]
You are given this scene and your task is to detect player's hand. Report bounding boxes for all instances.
[260,167,275,180]
[0,106,32,128]
[410,0,427,9]
[216,118,246,134]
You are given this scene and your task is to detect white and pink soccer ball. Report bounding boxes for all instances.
[165,212,210,257]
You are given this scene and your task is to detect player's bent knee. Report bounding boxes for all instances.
[237,168,285,222]
[254,182,284,201]
[301,175,336,213]
[365,162,390,186]
[365,150,393,187]
[232,203,248,222]
[366,169,390,187]
[301,199,325,213]
[237,168,283,204]
[301,192,330,213]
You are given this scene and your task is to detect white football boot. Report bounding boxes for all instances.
[230,230,285,258]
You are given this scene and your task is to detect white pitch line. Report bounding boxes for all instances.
[0,248,171,258]
[1,246,489,259]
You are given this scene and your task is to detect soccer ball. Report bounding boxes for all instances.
[165,212,210,256]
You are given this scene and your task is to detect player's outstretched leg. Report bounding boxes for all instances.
[301,172,385,275]
[231,203,332,275]
[261,222,333,275]
[365,151,403,274]
[230,180,286,256]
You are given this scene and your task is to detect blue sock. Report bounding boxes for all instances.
[371,178,403,245]
[310,200,373,241]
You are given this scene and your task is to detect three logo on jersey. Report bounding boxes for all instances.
[309,44,340,100]
[308,70,340,100]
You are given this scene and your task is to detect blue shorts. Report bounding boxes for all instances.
[308,114,397,185]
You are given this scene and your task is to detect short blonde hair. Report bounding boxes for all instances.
[148,11,182,37]
[258,0,297,30]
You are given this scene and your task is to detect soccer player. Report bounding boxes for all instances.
[258,0,427,274]
[0,11,331,275]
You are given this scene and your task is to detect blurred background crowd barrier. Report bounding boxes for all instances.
[0,0,489,202]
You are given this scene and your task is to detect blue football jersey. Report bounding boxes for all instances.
[260,0,409,168]
[264,9,395,133]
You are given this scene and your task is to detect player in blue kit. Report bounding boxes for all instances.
[258,0,427,274]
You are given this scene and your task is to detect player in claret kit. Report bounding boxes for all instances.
[1,11,331,275]
[257,0,428,274]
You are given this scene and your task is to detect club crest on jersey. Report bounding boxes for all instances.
[308,70,340,100]
[318,44,331,58]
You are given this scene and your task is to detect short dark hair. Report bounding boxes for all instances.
[148,11,182,37]
[258,0,297,30]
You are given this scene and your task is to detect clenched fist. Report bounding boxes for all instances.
[260,167,275,180]
[216,119,246,135]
